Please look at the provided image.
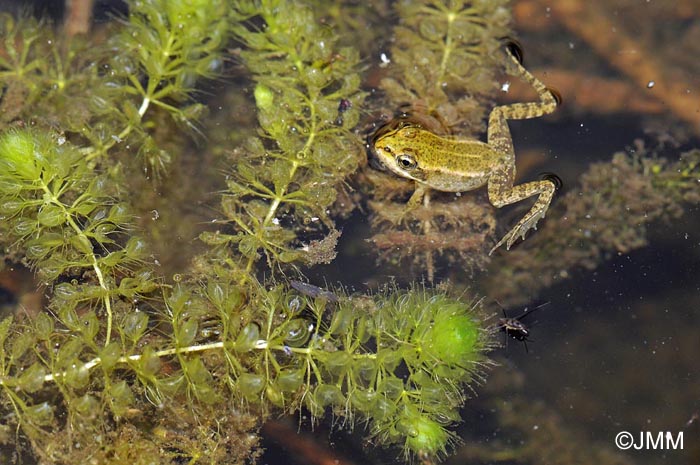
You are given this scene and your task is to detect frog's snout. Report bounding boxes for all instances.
[365,141,387,171]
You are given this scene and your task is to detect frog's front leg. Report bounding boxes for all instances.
[384,182,428,224]
[487,168,556,254]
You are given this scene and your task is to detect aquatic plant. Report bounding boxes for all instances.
[0,1,497,463]
[201,0,367,278]
[0,0,230,175]
[0,131,490,456]
[364,0,512,279]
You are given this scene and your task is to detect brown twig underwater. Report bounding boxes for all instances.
[262,419,357,465]
[502,68,665,117]
[520,0,700,131]
[64,0,94,36]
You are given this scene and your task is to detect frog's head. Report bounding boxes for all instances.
[369,119,426,182]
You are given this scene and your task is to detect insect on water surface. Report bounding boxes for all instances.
[498,301,550,352]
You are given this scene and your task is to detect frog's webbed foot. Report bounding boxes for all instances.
[489,205,547,255]
[488,174,561,255]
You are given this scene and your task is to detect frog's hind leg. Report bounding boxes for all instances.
[486,42,561,255]
[487,41,561,157]
[487,176,556,254]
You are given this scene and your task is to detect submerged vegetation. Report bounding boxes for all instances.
[1,1,698,464]
[0,1,495,463]
[365,0,511,278]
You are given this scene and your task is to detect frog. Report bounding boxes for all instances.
[370,41,561,255]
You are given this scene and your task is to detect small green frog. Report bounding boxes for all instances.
[371,42,561,255]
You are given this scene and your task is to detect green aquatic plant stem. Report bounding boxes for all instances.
[37,181,114,344]
[209,0,367,274]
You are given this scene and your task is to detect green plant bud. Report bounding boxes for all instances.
[36,204,66,227]
[328,306,353,335]
[155,375,185,397]
[64,360,90,389]
[99,250,126,268]
[0,199,26,215]
[99,342,122,372]
[12,218,36,237]
[56,337,84,367]
[18,363,46,393]
[179,103,207,122]
[53,282,78,301]
[135,347,161,378]
[0,316,12,347]
[278,250,304,263]
[118,277,143,298]
[377,349,403,372]
[275,368,304,392]
[69,234,94,255]
[107,204,131,226]
[353,357,377,385]
[254,83,274,111]
[123,311,149,343]
[283,318,311,348]
[238,235,260,259]
[124,236,147,260]
[109,380,135,417]
[423,314,480,366]
[235,323,260,351]
[401,412,448,456]
[182,356,212,386]
[24,402,54,427]
[92,222,116,241]
[36,257,65,282]
[0,179,23,196]
[207,281,226,308]
[265,384,285,407]
[176,317,198,346]
[377,376,404,400]
[74,394,100,418]
[284,294,306,315]
[372,396,397,421]
[322,351,352,378]
[59,306,81,332]
[34,312,54,340]
[0,130,41,180]
[81,310,100,341]
[431,408,461,426]
[313,383,344,409]
[10,332,34,361]
[349,389,375,413]
[24,238,53,260]
[238,373,265,400]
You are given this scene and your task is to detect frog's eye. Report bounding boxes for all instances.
[396,154,418,170]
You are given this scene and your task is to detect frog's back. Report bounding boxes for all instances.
[414,133,500,191]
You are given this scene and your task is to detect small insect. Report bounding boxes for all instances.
[497,301,550,352]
